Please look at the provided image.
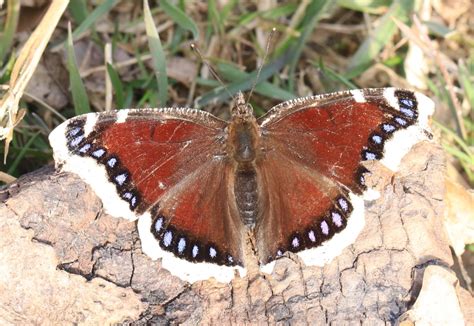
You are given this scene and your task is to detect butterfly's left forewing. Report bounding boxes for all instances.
[49,108,245,283]
[256,88,434,266]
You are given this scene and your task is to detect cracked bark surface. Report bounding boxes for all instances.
[0,142,471,324]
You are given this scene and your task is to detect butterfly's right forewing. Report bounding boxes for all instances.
[255,88,434,267]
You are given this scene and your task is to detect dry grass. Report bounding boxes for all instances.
[0,1,472,186]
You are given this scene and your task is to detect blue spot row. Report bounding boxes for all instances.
[395,90,418,121]
[65,121,140,211]
[280,195,351,260]
[151,215,237,266]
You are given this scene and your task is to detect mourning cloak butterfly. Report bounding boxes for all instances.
[49,88,434,283]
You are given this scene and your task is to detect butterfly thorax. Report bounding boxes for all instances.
[228,92,259,163]
[228,92,261,228]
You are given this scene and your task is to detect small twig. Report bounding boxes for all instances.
[316,23,367,34]
[0,0,69,163]
[0,170,16,183]
[81,54,152,78]
[104,42,113,112]
[190,43,234,101]
[247,27,276,103]
[413,16,466,139]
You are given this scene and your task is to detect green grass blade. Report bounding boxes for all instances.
[0,54,15,84]
[194,50,292,108]
[346,0,414,78]
[435,121,473,161]
[459,60,474,110]
[67,23,91,115]
[7,131,41,175]
[444,146,472,167]
[106,63,125,109]
[0,0,20,64]
[71,0,119,39]
[221,0,238,21]
[208,0,224,35]
[433,69,466,139]
[195,78,220,88]
[467,244,474,253]
[337,0,391,14]
[144,0,168,107]
[262,3,298,19]
[315,59,358,89]
[434,117,473,184]
[287,0,332,91]
[217,63,296,101]
[160,0,199,40]
[67,0,89,24]
[423,20,455,38]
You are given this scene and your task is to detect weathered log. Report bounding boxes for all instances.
[0,141,472,324]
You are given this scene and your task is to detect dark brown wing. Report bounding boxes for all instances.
[255,88,434,265]
[49,108,245,282]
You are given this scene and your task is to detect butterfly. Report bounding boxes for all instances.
[49,88,434,283]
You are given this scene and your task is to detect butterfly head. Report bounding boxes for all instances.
[231,92,254,121]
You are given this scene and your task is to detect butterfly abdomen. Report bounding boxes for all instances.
[228,97,262,228]
[234,168,259,228]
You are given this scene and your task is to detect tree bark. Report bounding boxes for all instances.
[0,141,472,324]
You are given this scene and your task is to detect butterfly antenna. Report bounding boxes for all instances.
[247,27,276,103]
[190,43,234,100]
